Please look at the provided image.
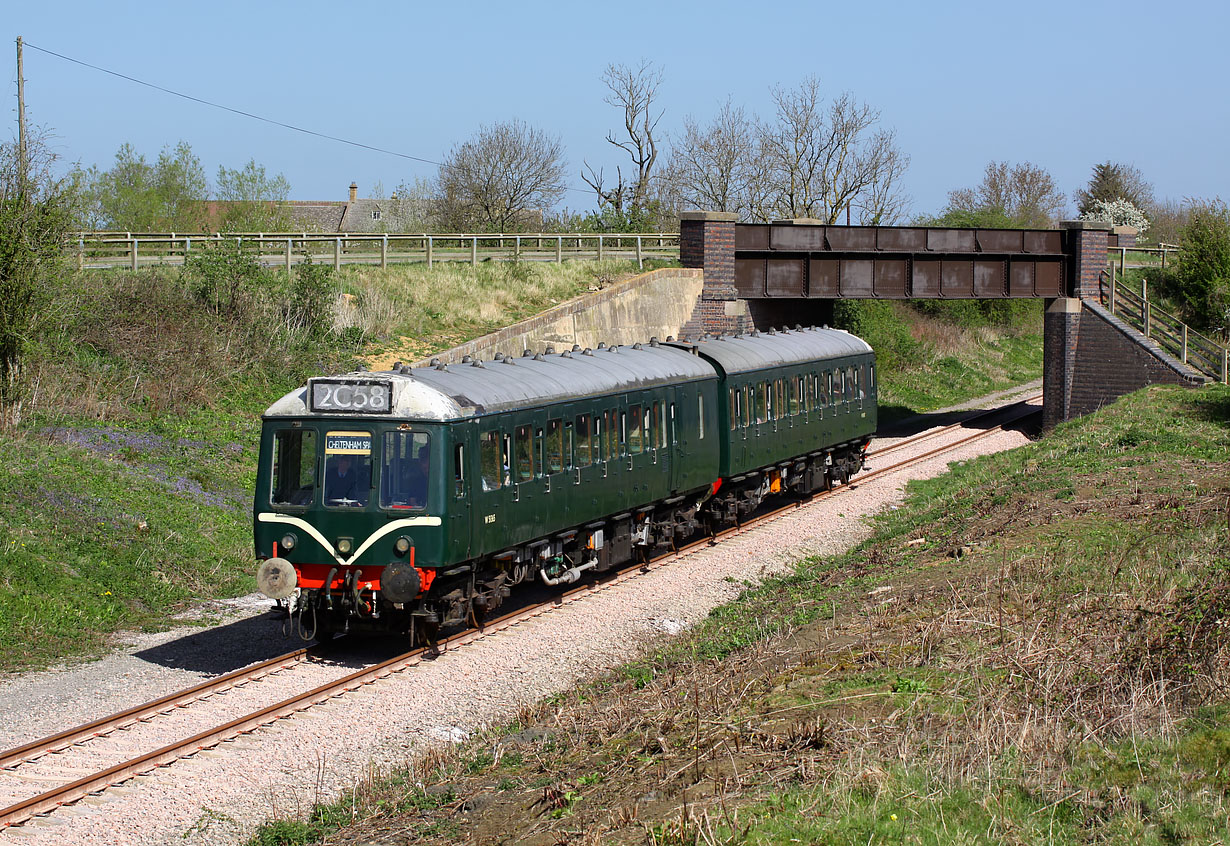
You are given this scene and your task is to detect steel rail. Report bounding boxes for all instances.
[867,394,1040,461]
[0,648,312,771]
[0,404,1038,827]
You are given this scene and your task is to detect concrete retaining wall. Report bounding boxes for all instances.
[412,268,704,365]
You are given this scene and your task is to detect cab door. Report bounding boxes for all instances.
[447,424,474,564]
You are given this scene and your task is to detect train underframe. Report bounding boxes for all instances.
[283,439,870,644]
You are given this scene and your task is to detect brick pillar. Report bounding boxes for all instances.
[1114,225,1138,249]
[1061,220,1112,300]
[1043,297,1081,429]
[679,211,743,337]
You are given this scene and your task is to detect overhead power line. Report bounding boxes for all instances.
[22,40,594,197]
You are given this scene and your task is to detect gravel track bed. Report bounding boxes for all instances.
[0,400,1037,845]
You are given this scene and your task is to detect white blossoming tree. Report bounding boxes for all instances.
[1079,198,1150,235]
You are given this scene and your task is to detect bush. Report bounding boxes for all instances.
[910,298,1039,330]
[184,238,268,318]
[831,300,921,370]
[1155,201,1230,338]
[288,256,337,336]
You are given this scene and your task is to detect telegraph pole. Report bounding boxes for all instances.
[16,35,27,191]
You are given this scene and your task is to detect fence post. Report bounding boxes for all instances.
[77,238,84,271]
[471,236,477,265]
[1223,348,1228,384]
[597,235,604,261]
[1144,300,1151,339]
[1181,324,1188,364]
[286,239,292,274]
[1119,247,1126,279]
[636,236,643,269]
[381,235,388,269]
[556,236,562,263]
[184,237,191,264]
[1109,272,1116,313]
[427,236,433,268]
[515,236,521,260]
[131,238,139,271]
[334,238,341,270]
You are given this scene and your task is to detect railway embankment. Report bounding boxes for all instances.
[1,257,1040,674]
[257,383,1230,845]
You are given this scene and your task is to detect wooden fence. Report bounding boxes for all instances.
[1102,270,1228,383]
[69,231,680,272]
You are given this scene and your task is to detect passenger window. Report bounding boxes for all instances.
[380,430,431,510]
[272,428,317,507]
[546,419,563,473]
[755,385,767,425]
[789,378,799,416]
[628,405,643,454]
[480,430,503,491]
[845,368,854,401]
[652,404,664,449]
[606,410,619,461]
[741,387,751,427]
[729,388,738,430]
[575,414,592,467]
[514,425,534,482]
[324,430,372,507]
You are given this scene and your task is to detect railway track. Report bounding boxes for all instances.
[0,397,1039,828]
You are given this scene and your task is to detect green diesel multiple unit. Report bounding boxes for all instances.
[253,327,876,641]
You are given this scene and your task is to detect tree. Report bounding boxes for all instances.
[582,60,663,221]
[0,132,78,427]
[944,161,1066,228]
[435,119,568,232]
[1075,161,1153,216]
[215,159,293,231]
[85,141,207,231]
[754,78,909,224]
[661,100,756,217]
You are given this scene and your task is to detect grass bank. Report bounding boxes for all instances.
[0,258,659,672]
[252,384,1229,844]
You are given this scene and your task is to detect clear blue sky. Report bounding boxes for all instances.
[6,0,1227,219]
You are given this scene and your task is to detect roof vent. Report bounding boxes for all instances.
[533,353,544,361]
[751,330,761,337]
[522,349,533,357]
[435,361,448,371]
[471,359,485,368]
[795,324,803,331]
[572,344,581,352]
[597,342,607,349]
[494,352,505,362]
[733,331,743,338]
[650,337,659,346]
[666,335,674,342]
[632,343,642,350]
[545,345,556,354]
[430,358,440,367]
[392,361,403,370]
[461,354,473,363]
[822,324,829,330]
[503,356,515,365]
[561,350,573,358]
[767,327,776,335]
[582,348,593,356]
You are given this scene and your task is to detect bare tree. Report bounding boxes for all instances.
[755,78,909,224]
[660,100,755,216]
[947,161,1066,228]
[582,60,663,219]
[435,120,568,232]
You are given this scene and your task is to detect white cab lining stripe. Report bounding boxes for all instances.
[258,513,441,566]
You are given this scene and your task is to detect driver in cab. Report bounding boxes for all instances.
[326,454,365,505]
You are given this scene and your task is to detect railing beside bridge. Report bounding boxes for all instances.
[1102,270,1228,383]
[69,231,681,272]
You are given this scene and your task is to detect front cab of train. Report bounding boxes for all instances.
[252,375,452,636]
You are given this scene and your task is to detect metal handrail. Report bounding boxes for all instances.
[1102,270,1228,382]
